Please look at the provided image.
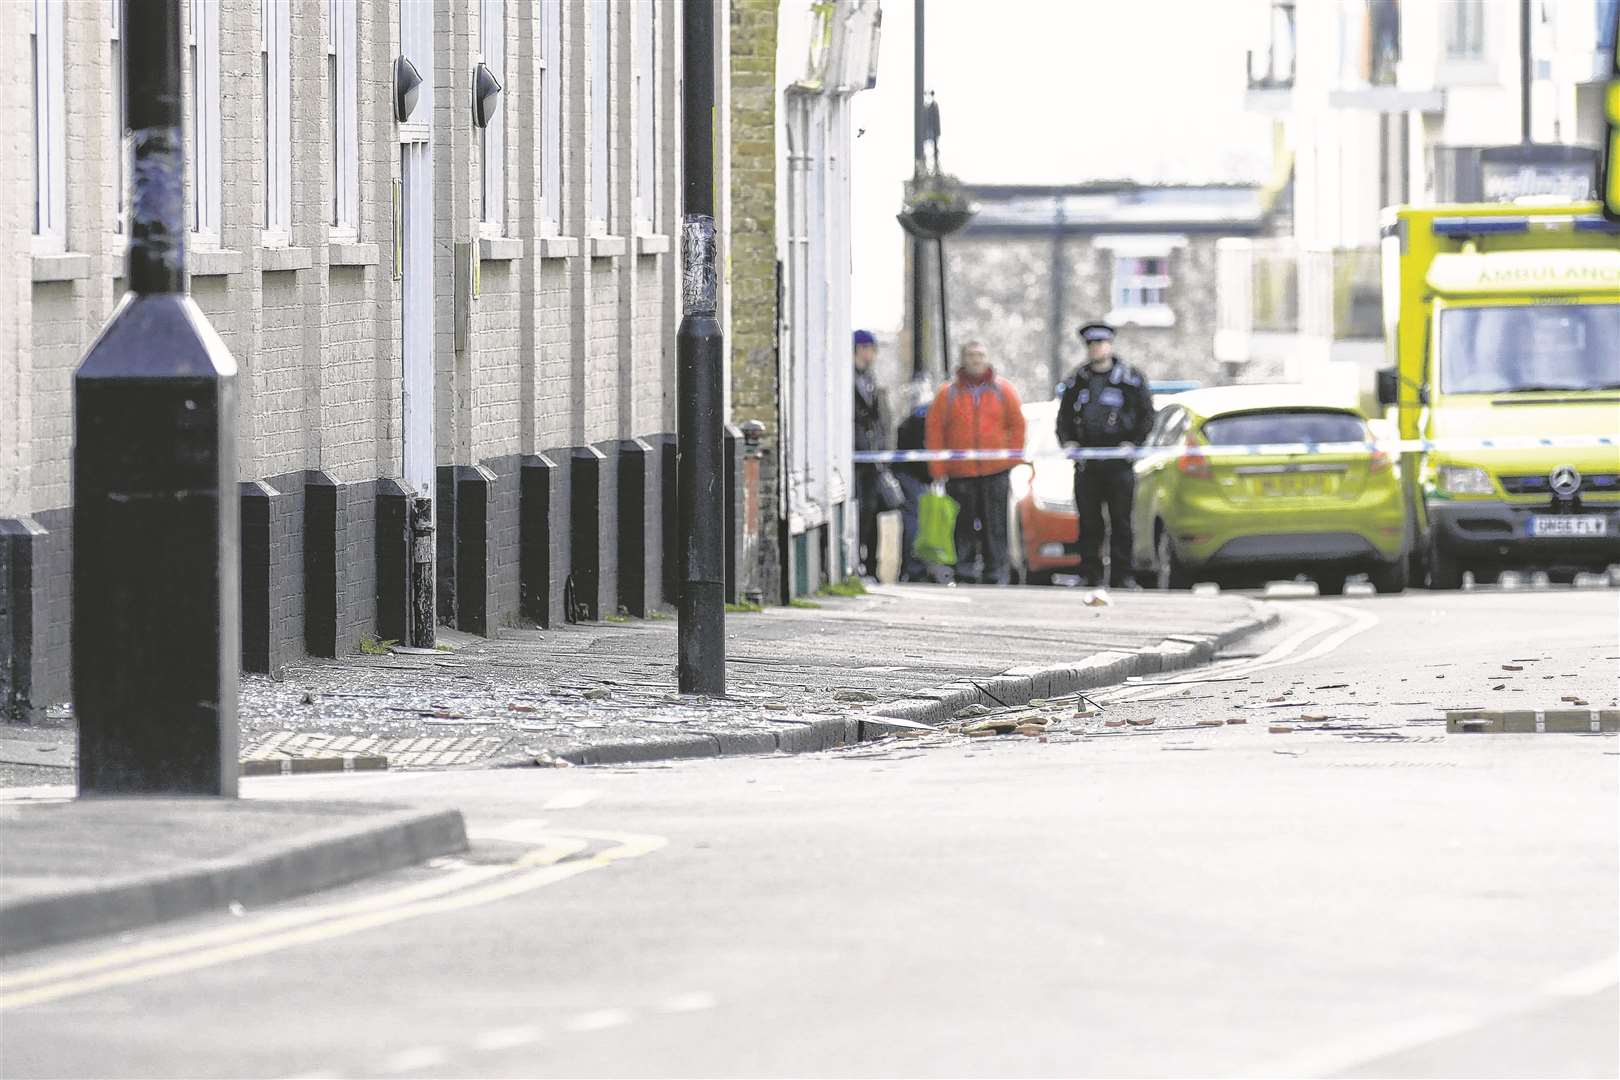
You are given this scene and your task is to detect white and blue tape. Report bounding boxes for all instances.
[853,434,1619,465]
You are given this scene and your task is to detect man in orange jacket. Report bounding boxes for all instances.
[924,341,1026,584]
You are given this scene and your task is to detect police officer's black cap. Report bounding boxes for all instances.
[1077,322,1115,343]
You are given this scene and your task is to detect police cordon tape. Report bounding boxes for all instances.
[853,433,1619,465]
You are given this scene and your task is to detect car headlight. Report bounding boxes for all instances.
[1437,465,1494,495]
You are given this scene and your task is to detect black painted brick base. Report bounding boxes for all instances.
[569,444,619,622]
[521,455,566,628]
[375,479,414,645]
[617,438,663,617]
[240,479,304,677]
[0,518,49,722]
[657,434,678,607]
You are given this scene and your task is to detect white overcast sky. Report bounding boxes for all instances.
[847,0,1275,331]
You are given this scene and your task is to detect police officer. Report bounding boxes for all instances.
[1056,323,1154,588]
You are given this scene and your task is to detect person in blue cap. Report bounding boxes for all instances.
[852,329,893,577]
[1056,322,1154,589]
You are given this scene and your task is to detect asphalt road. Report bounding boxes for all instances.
[2,586,1616,1079]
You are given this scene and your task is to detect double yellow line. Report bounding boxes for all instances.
[0,828,665,1012]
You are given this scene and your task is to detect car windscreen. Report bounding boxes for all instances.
[1200,410,1368,446]
[1439,303,1620,394]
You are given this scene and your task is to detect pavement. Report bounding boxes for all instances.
[0,583,1275,782]
[0,584,1272,958]
[1,585,1613,1078]
[0,799,467,955]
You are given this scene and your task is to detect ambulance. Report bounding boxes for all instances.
[1375,203,1620,588]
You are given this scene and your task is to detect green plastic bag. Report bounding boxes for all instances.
[914,487,958,566]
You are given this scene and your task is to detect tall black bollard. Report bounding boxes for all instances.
[74,0,240,795]
[676,0,725,696]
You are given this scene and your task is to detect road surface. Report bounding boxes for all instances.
[2,585,1616,1079]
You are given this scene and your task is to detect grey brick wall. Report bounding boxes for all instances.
[943,233,1239,399]
[2,0,706,709]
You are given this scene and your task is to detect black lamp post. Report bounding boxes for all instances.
[73,0,240,795]
[676,0,725,696]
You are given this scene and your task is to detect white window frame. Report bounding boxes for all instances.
[262,0,292,245]
[633,0,655,232]
[1443,0,1488,60]
[1095,235,1184,328]
[328,0,359,238]
[32,0,67,253]
[539,0,563,234]
[189,0,223,246]
[589,0,610,234]
[110,0,127,237]
[1109,254,1174,325]
[479,0,506,236]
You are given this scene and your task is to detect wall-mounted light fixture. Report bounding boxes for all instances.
[394,56,423,123]
[472,63,503,129]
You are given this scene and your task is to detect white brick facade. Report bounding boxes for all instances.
[1,0,719,713]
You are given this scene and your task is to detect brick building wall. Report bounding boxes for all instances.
[0,0,725,721]
[727,0,781,602]
[942,233,1255,402]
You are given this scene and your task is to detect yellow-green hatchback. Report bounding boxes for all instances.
[1130,386,1408,594]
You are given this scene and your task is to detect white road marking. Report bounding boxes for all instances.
[1539,955,1619,997]
[658,991,718,1013]
[1246,957,1620,1078]
[541,790,597,811]
[378,1045,449,1074]
[471,1024,546,1051]
[563,1008,633,1033]
[0,832,668,1012]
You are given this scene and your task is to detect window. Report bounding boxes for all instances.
[480,0,505,234]
[633,0,655,231]
[189,0,222,242]
[31,0,66,251]
[589,0,609,232]
[1201,410,1368,446]
[1444,0,1486,60]
[1112,255,1172,312]
[328,0,358,235]
[539,0,562,232]
[110,0,126,235]
[262,0,291,242]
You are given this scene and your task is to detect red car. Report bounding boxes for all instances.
[1008,400,1079,585]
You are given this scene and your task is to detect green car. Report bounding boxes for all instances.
[1130,386,1408,594]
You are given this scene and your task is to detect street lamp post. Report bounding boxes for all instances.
[73,0,240,795]
[910,0,926,379]
[676,0,725,696]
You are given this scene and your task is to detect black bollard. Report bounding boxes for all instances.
[676,0,725,696]
[74,0,240,796]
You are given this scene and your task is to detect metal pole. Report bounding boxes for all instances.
[74,0,240,795]
[677,0,725,696]
[935,236,950,371]
[1519,0,1532,143]
[910,0,926,379]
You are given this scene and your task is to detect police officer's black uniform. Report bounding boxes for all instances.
[1055,325,1154,587]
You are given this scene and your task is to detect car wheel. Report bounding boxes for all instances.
[1470,566,1501,587]
[1369,558,1408,595]
[1316,573,1348,596]
[1547,568,1578,585]
[1026,569,1054,587]
[1425,538,1463,590]
[1154,525,1191,590]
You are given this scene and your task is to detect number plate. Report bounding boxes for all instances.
[1257,475,1328,497]
[1528,516,1608,537]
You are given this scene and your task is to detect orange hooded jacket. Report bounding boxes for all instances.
[923,369,1026,480]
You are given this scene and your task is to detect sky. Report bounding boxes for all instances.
[847,0,1277,331]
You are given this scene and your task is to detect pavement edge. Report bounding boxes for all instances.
[485,600,1281,769]
[0,804,469,957]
